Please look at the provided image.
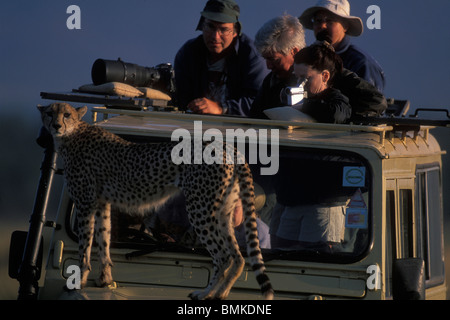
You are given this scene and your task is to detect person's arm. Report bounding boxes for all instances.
[334,69,387,119]
[174,37,206,111]
[301,89,351,124]
[223,36,268,116]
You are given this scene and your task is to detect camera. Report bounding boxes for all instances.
[281,79,307,106]
[91,58,175,95]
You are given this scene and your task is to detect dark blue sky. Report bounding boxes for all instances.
[1,0,450,116]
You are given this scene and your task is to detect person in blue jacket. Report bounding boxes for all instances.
[299,0,385,92]
[174,0,268,116]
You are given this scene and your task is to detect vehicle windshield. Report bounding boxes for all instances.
[67,145,371,263]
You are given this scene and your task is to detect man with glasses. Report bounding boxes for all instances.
[299,0,385,92]
[174,0,268,116]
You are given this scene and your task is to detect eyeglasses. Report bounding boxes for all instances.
[203,22,235,36]
[313,17,338,26]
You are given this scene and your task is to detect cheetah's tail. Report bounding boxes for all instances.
[237,163,274,300]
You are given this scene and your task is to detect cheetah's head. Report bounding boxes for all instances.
[38,103,87,138]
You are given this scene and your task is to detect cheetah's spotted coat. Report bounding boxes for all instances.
[39,103,273,300]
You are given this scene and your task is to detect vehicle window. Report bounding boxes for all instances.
[387,178,415,260]
[385,190,396,297]
[66,145,371,263]
[385,182,415,298]
[416,166,445,285]
[398,189,413,258]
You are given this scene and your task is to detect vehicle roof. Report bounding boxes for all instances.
[93,108,443,160]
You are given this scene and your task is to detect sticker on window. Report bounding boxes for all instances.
[345,207,368,229]
[347,188,367,209]
[345,189,368,229]
[343,166,366,187]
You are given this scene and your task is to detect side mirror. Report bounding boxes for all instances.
[393,258,425,300]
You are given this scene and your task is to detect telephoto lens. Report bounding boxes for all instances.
[91,58,160,87]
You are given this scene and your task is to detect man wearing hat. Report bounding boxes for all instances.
[299,0,385,92]
[174,0,268,115]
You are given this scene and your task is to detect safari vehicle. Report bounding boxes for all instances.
[9,89,450,300]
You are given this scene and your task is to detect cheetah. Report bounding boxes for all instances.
[38,102,274,300]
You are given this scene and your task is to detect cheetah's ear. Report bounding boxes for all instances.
[76,106,88,120]
[37,105,49,114]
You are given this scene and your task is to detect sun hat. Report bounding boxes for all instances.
[299,0,363,37]
[196,0,242,35]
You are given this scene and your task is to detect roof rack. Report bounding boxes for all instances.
[91,106,392,132]
[359,115,450,128]
[92,105,450,148]
[41,91,449,147]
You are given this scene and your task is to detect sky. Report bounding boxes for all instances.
[1,0,450,117]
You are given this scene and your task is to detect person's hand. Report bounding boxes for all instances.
[187,98,223,115]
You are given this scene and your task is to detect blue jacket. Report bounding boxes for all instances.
[174,34,268,116]
[336,36,386,93]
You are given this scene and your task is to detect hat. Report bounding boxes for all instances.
[196,0,242,34]
[299,0,363,37]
